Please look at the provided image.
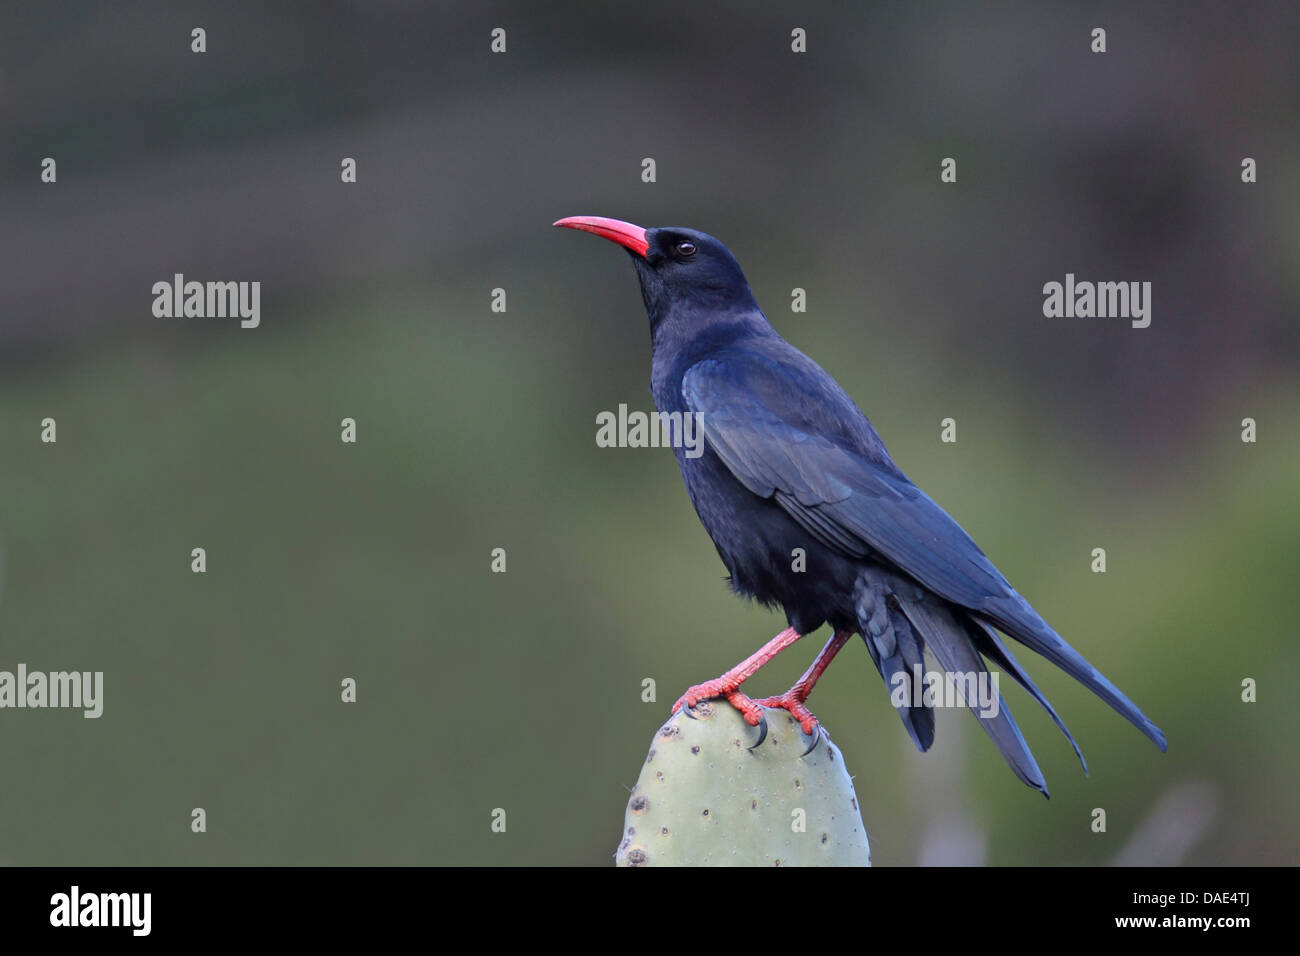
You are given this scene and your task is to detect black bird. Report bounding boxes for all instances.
[554,215,1166,793]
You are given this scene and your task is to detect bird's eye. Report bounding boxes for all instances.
[675,240,697,258]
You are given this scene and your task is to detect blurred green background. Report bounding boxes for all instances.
[1,1,1296,865]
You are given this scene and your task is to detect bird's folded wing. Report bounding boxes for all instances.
[682,355,1010,610]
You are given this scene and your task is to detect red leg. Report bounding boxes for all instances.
[672,626,803,726]
[756,629,852,734]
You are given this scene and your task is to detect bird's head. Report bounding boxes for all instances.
[554,216,759,329]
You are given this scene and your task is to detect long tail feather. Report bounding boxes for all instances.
[898,596,1049,796]
[966,618,1088,774]
[854,576,935,752]
[981,594,1167,752]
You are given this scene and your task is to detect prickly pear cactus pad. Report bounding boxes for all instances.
[615,702,871,866]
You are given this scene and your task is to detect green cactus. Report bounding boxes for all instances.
[615,701,871,866]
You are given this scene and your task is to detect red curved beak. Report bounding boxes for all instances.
[553,216,649,258]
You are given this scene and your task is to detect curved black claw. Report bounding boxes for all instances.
[800,725,824,758]
[747,713,769,751]
[680,701,700,720]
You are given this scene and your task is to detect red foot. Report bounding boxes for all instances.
[669,627,804,730]
[754,692,819,735]
[672,684,764,726]
[753,630,852,736]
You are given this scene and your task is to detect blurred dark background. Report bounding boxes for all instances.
[0,1,1296,865]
